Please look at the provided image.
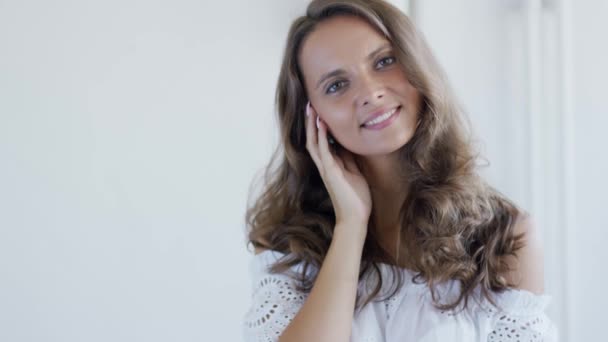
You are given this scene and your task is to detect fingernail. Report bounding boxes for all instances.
[306,102,310,117]
[316,116,320,129]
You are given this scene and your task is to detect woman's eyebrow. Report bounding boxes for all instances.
[315,43,392,90]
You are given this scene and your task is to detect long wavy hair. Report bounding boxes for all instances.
[245,0,525,313]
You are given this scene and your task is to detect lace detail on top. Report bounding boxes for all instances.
[484,289,558,342]
[384,292,401,320]
[242,251,309,342]
[488,315,549,341]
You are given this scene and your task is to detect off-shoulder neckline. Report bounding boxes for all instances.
[250,249,552,305]
[253,249,419,274]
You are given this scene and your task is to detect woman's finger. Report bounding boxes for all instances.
[313,109,338,171]
[304,102,322,169]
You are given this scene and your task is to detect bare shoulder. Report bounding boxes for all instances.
[252,238,271,255]
[503,211,546,294]
[254,246,268,255]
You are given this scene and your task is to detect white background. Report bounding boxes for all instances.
[0,0,605,341]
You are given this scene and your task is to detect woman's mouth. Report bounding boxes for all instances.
[361,106,401,130]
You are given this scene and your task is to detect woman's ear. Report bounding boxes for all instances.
[327,130,340,148]
[308,103,340,148]
[328,133,336,145]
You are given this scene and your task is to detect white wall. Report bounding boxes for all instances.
[0,0,308,340]
[0,1,604,341]
[569,0,608,339]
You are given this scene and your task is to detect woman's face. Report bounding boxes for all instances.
[299,15,422,156]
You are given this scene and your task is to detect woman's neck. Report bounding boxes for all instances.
[357,152,409,261]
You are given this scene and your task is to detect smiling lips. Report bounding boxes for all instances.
[361,106,401,129]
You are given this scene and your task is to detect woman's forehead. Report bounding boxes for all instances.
[299,16,391,86]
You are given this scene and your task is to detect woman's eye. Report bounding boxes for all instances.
[326,80,347,94]
[324,57,394,94]
[376,56,396,68]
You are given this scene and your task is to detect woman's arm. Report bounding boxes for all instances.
[278,221,367,342]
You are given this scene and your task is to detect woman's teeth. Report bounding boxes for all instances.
[363,107,397,126]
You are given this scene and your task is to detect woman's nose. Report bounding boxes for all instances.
[357,74,385,107]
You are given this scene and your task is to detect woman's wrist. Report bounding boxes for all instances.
[334,220,368,245]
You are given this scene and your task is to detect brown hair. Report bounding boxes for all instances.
[245,0,525,313]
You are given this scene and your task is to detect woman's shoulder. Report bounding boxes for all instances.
[500,212,546,295]
[248,249,313,279]
[254,245,269,255]
[251,236,272,255]
[432,283,554,320]
[403,274,553,317]
[249,248,286,268]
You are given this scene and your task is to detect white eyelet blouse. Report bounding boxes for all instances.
[242,250,558,342]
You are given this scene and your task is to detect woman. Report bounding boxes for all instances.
[242,0,557,341]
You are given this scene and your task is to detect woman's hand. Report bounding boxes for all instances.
[305,101,372,229]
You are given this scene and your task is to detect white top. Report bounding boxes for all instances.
[242,250,558,342]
